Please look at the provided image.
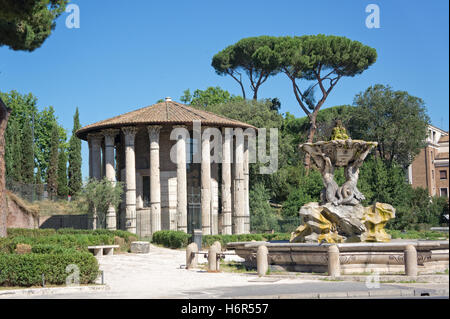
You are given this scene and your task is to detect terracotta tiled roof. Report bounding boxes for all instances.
[439,134,449,143]
[76,100,255,140]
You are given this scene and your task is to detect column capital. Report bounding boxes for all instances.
[147,125,162,140]
[122,126,138,137]
[87,132,103,142]
[172,124,187,129]
[102,128,120,138]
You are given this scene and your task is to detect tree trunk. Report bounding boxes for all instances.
[0,99,11,238]
[304,114,318,172]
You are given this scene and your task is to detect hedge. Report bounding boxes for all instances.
[152,230,190,248]
[151,230,292,249]
[0,252,99,287]
[5,228,138,252]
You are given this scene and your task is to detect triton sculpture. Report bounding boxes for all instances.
[290,121,396,243]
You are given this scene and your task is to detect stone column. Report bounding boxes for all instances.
[174,125,188,233]
[103,129,119,230]
[88,133,102,229]
[148,125,162,234]
[88,139,93,179]
[89,133,102,180]
[101,142,106,178]
[221,128,232,235]
[201,128,211,235]
[122,127,137,234]
[243,137,250,234]
[233,128,245,234]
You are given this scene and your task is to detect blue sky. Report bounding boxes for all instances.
[0,0,448,179]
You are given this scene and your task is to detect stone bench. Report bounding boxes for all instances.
[88,245,120,257]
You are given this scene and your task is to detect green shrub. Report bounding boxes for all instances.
[152,230,191,248]
[0,252,99,287]
[31,244,77,255]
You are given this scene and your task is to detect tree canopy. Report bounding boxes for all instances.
[212,36,281,100]
[0,0,67,51]
[180,86,243,107]
[351,84,430,168]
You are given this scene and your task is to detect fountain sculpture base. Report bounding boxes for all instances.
[290,202,396,243]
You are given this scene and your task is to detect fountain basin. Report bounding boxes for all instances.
[227,241,449,274]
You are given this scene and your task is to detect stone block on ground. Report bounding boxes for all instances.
[15,243,32,254]
[130,241,150,254]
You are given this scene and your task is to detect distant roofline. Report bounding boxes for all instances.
[427,124,448,135]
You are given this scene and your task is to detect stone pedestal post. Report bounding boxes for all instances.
[257,245,269,276]
[186,242,198,269]
[148,125,162,235]
[201,128,212,235]
[233,128,245,234]
[174,126,188,233]
[103,129,119,230]
[404,244,418,276]
[327,245,341,277]
[221,128,232,235]
[122,127,137,234]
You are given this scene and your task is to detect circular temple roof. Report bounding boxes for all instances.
[76,100,255,140]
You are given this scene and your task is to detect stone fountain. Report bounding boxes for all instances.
[225,122,449,275]
[291,121,395,243]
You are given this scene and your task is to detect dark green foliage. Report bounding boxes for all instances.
[352,84,430,168]
[249,183,279,233]
[68,108,82,196]
[1,90,66,183]
[47,124,59,199]
[0,0,68,52]
[57,146,68,198]
[4,118,22,181]
[152,230,191,249]
[180,87,243,107]
[0,252,98,287]
[20,119,34,183]
[212,36,281,99]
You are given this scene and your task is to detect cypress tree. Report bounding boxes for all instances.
[68,107,82,196]
[57,145,69,198]
[47,124,59,199]
[5,118,22,182]
[20,118,34,184]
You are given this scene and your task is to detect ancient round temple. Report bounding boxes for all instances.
[76,98,255,236]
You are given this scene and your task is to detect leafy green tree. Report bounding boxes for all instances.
[57,145,68,198]
[0,91,66,181]
[68,108,82,196]
[20,118,35,183]
[77,178,124,228]
[275,35,377,158]
[47,124,59,199]
[180,87,243,107]
[0,0,68,51]
[249,182,279,232]
[352,84,430,168]
[0,98,10,237]
[212,36,281,100]
[4,117,22,181]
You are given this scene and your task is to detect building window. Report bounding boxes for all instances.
[440,170,448,180]
[440,188,448,198]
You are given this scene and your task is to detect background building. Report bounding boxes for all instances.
[408,124,449,198]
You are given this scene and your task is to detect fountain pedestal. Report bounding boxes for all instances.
[290,202,395,243]
[292,124,396,243]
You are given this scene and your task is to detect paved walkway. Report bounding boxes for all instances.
[1,244,448,299]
